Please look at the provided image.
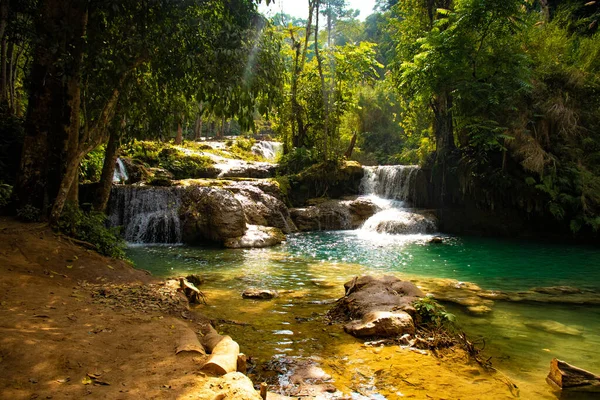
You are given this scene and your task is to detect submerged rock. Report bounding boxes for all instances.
[225,225,285,249]
[524,320,583,336]
[241,289,279,299]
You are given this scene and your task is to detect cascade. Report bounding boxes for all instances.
[251,141,283,161]
[112,158,129,183]
[107,186,182,244]
[359,166,436,235]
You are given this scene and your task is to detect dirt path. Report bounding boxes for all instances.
[0,218,259,400]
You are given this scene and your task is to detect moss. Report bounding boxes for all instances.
[158,148,217,179]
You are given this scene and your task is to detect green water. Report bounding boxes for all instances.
[127,232,600,398]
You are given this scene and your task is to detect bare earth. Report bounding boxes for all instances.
[0,217,256,400]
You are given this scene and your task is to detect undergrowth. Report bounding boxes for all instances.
[57,204,126,259]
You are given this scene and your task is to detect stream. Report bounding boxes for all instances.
[127,233,600,399]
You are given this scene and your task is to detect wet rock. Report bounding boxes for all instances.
[547,358,600,393]
[180,186,246,244]
[120,157,150,184]
[329,276,424,339]
[225,225,285,249]
[466,305,493,315]
[429,236,444,244]
[344,311,415,338]
[227,181,297,233]
[242,289,279,300]
[290,198,377,232]
[531,286,583,295]
[524,320,583,336]
[416,277,495,312]
[219,163,276,179]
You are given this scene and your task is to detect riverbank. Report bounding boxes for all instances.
[0,217,262,399]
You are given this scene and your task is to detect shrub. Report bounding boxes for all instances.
[124,141,163,166]
[413,297,456,328]
[0,182,12,208]
[57,204,126,259]
[80,146,105,183]
[158,148,215,179]
[16,205,41,222]
[277,147,319,175]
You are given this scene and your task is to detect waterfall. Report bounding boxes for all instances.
[107,186,182,244]
[112,158,129,183]
[252,141,283,162]
[359,165,436,235]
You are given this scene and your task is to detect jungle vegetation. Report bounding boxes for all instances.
[0,0,599,237]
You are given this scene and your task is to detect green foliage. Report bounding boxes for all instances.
[16,205,41,222]
[80,146,106,183]
[158,148,215,180]
[0,183,13,208]
[124,141,163,167]
[278,147,320,175]
[57,204,126,259]
[413,297,456,328]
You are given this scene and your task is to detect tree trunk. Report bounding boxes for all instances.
[16,0,87,215]
[93,126,120,212]
[344,131,357,159]
[194,103,204,140]
[175,120,183,145]
[314,1,330,161]
[432,91,455,160]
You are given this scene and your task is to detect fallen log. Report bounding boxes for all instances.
[201,325,225,353]
[547,358,600,392]
[176,326,206,355]
[201,335,240,375]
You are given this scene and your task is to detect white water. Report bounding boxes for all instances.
[112,158,129,183]
[107,186,182,244]
[358,166,436,235]
[252,141,283,162]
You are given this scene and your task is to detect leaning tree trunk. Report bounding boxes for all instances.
[93,126,120,212]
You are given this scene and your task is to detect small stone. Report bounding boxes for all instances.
[242,289,278,300]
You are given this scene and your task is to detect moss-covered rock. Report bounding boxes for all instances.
[286,160,365,207]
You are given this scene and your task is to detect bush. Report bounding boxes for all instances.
[123,141,163,166]
[277,147,319,175]
[0,182,12,208]
[16,205,41,222]
[413,297,455,328]
[57,204,126,259]
[80,146,105,183]
[158,148,216,179]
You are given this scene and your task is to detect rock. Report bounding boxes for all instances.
[290,198,377,232]
[120,157,150,184]
[196,372,262,400]
[547,358,600,393]
[429,236,444,244]
[531,286,583,295]
[344,311,415,338]
[466,305,493,315]
[180,186,246,243]
[524,320,583,336]
[329,276,424,339]
[219,163,276,179]
[227,181,297,233]
[224,225,285,249]
[242,289,279,300]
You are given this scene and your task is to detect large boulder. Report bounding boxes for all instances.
[180,186,246,244]
[227,181,297,233]
[290,197,377,232]
[329,275,424,339]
